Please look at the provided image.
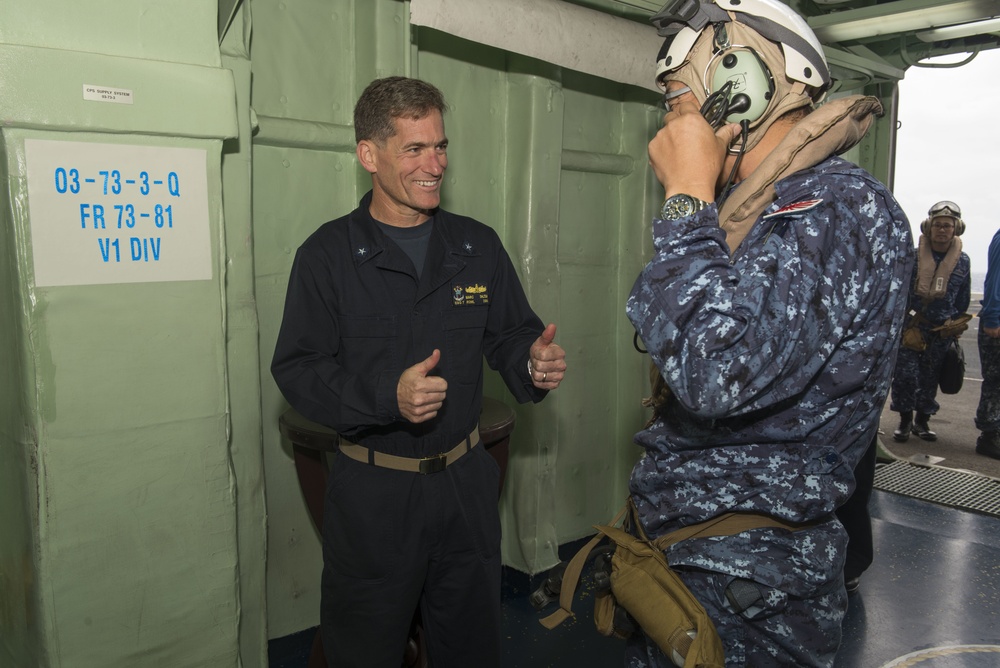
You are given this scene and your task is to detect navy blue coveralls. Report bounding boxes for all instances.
[272,191,547,668]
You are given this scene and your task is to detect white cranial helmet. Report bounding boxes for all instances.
[651,0,830,150]
[652,0,829,93]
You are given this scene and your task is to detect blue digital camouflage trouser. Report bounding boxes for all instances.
[976,327,1000,433]
[890,331,950,415]
[624,567,846,668]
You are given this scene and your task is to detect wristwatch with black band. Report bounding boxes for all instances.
[660,193,711,220]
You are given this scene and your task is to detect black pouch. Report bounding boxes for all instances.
[939,338,965,395]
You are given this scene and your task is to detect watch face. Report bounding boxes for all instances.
[662,194,696,220]
[675,195,695,217]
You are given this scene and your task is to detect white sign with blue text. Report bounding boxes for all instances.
[25,139,212,287]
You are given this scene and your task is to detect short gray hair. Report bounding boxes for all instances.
[354,76,447,144]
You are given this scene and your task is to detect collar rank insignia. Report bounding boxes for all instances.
[763,198,823,219]
[453,282,489,306]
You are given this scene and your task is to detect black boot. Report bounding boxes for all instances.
[976,431,1000,460]
[912,412,937,441]
[893,411,912,442]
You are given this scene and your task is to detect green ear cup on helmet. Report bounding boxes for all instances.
[709,48,774,124]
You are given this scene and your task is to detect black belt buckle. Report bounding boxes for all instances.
[419,453,447,474]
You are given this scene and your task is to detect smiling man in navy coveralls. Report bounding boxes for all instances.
[272,76,567,668]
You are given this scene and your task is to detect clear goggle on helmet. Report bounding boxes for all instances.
[929,201,961,219]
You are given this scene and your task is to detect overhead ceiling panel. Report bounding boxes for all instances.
[413,0,1000,93]
[410,0,664,92]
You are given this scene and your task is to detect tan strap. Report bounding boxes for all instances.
[539,504,628,630]
[539,499,817,630]
[339,427,479,474]
[651,510,817,551]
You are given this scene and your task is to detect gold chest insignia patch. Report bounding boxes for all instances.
[452,283,490,306]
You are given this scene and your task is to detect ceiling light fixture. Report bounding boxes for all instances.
[810,0,999,43]
[916,16,1000,41]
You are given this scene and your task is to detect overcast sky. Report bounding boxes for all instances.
[894,48,1000,290]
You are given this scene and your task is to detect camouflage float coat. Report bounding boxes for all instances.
[626,156,913,598]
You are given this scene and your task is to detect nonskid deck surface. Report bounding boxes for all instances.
[499,488,1000,668]
[269,485,1000,668]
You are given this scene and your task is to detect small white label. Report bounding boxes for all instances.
[83,84,134,105]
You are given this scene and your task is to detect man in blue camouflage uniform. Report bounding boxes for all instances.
[890,201,971,442]
[625,2,913,666]
[976,225,1000,459]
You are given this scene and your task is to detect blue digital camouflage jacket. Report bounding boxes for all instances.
[626,156,914,597]
[981,228,1000,329]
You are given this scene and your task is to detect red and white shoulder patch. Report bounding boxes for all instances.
[762,198,823,219]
